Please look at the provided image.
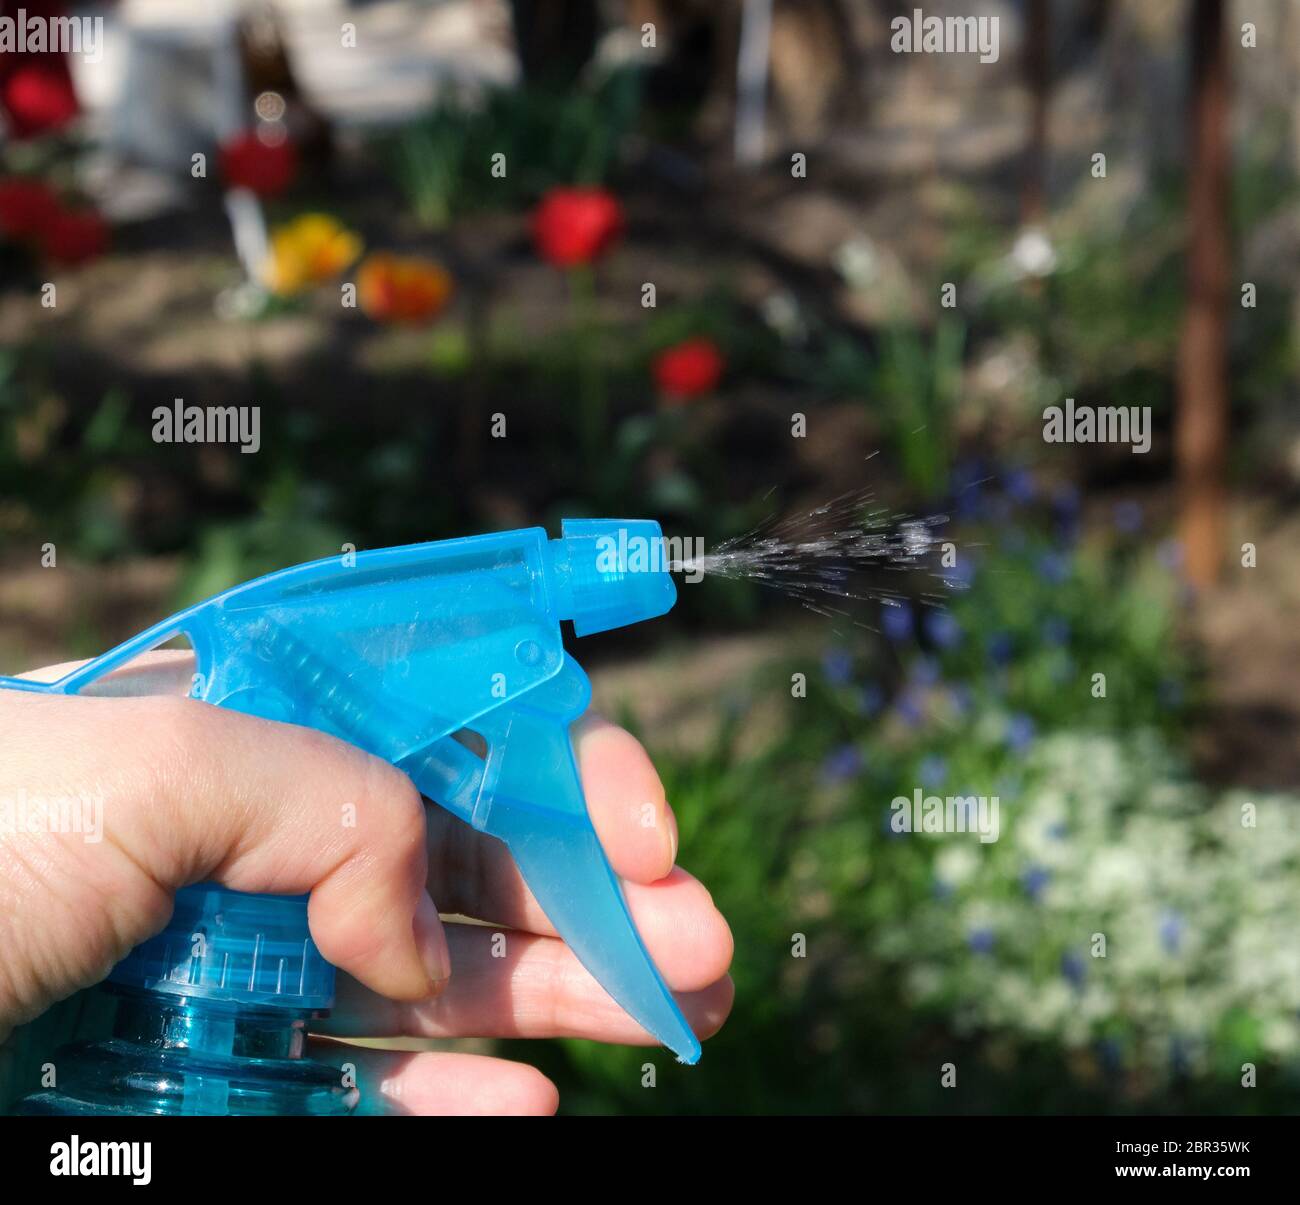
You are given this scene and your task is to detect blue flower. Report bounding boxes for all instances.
[1052,483,1081,520]
[894,688,926,727]
[1112,500,1143,533]
[967,927,996,954]
[1061,950,1086,988]
[951,458,988,490]
[1095,1037,1123,1074]
[821,648,854,686]
[910,656,941,687]
[1005,713,1036,751]
[1159,909,1185,955]
[985,494,1012,523]
[1050,486,1082,546]
[1170,1035,1192,1077]
[951,457,987,488]
[950,460,989,519]
[820,744,864,784]
[918,754,947,787]
[1035,551,1070,585]
[946,685,972,716]
[1022,864,1051,901]
[1042,617,1070,645]
[1005,467,1037,504]
[924,609,962,649]
[881,600,914,641]
[955,487,984,520]
[987,632,1015,665]
[940,557,976,589]
[857,683,884,716]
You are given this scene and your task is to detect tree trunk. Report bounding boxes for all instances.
[1021,0,1050,226]
[509,0,600,88]
[1176,0,1230,588]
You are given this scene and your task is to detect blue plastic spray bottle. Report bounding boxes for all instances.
[4,518,696,1115]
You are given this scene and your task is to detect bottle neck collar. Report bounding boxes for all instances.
[112,989,312,1060]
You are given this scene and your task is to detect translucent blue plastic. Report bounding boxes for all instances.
[2,519,697,1116]
[15,988,355,1116]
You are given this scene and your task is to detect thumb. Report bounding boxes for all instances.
[0,687,448,1035]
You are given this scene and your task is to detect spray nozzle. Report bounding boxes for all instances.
[550,518,677,637]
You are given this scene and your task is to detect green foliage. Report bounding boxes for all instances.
[462,293,771,616]
[790,304,964,499]
[942,189,1183,417]
[940,146,1300,428]
[379,67,643,229]
[939,533,1192,737]
[0,350,147,560]
[174,469,348,607]
[870,317,964,499]
[517,487,1299,1114]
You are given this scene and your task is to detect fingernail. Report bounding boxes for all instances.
[413,892,451,994]
[667,806,679,865]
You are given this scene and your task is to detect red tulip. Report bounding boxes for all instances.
[220,131,298,198]
[0,176,59,240]
[652,337,725,402]
[0,60,79,139]
[39,208,108,265]
[532,187,623,268]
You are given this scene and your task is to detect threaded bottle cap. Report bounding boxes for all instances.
[109,884,335,1011]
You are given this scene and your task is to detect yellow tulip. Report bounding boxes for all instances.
[264,213,362,295]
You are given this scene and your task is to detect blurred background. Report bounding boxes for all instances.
[2,0,1299,1113]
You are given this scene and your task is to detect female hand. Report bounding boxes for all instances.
[0,652,733,1114]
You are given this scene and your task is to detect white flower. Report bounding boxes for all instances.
[760,290,807,342]
[936,843,980,887]
[832,235,880,290]
[1260,1017,1300,1057]
[1010,227,1057,278]
[1081,847,1146,904]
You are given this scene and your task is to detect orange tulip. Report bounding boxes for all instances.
[357,252,453,325]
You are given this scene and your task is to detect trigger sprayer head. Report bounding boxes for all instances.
[551,518,677,637]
